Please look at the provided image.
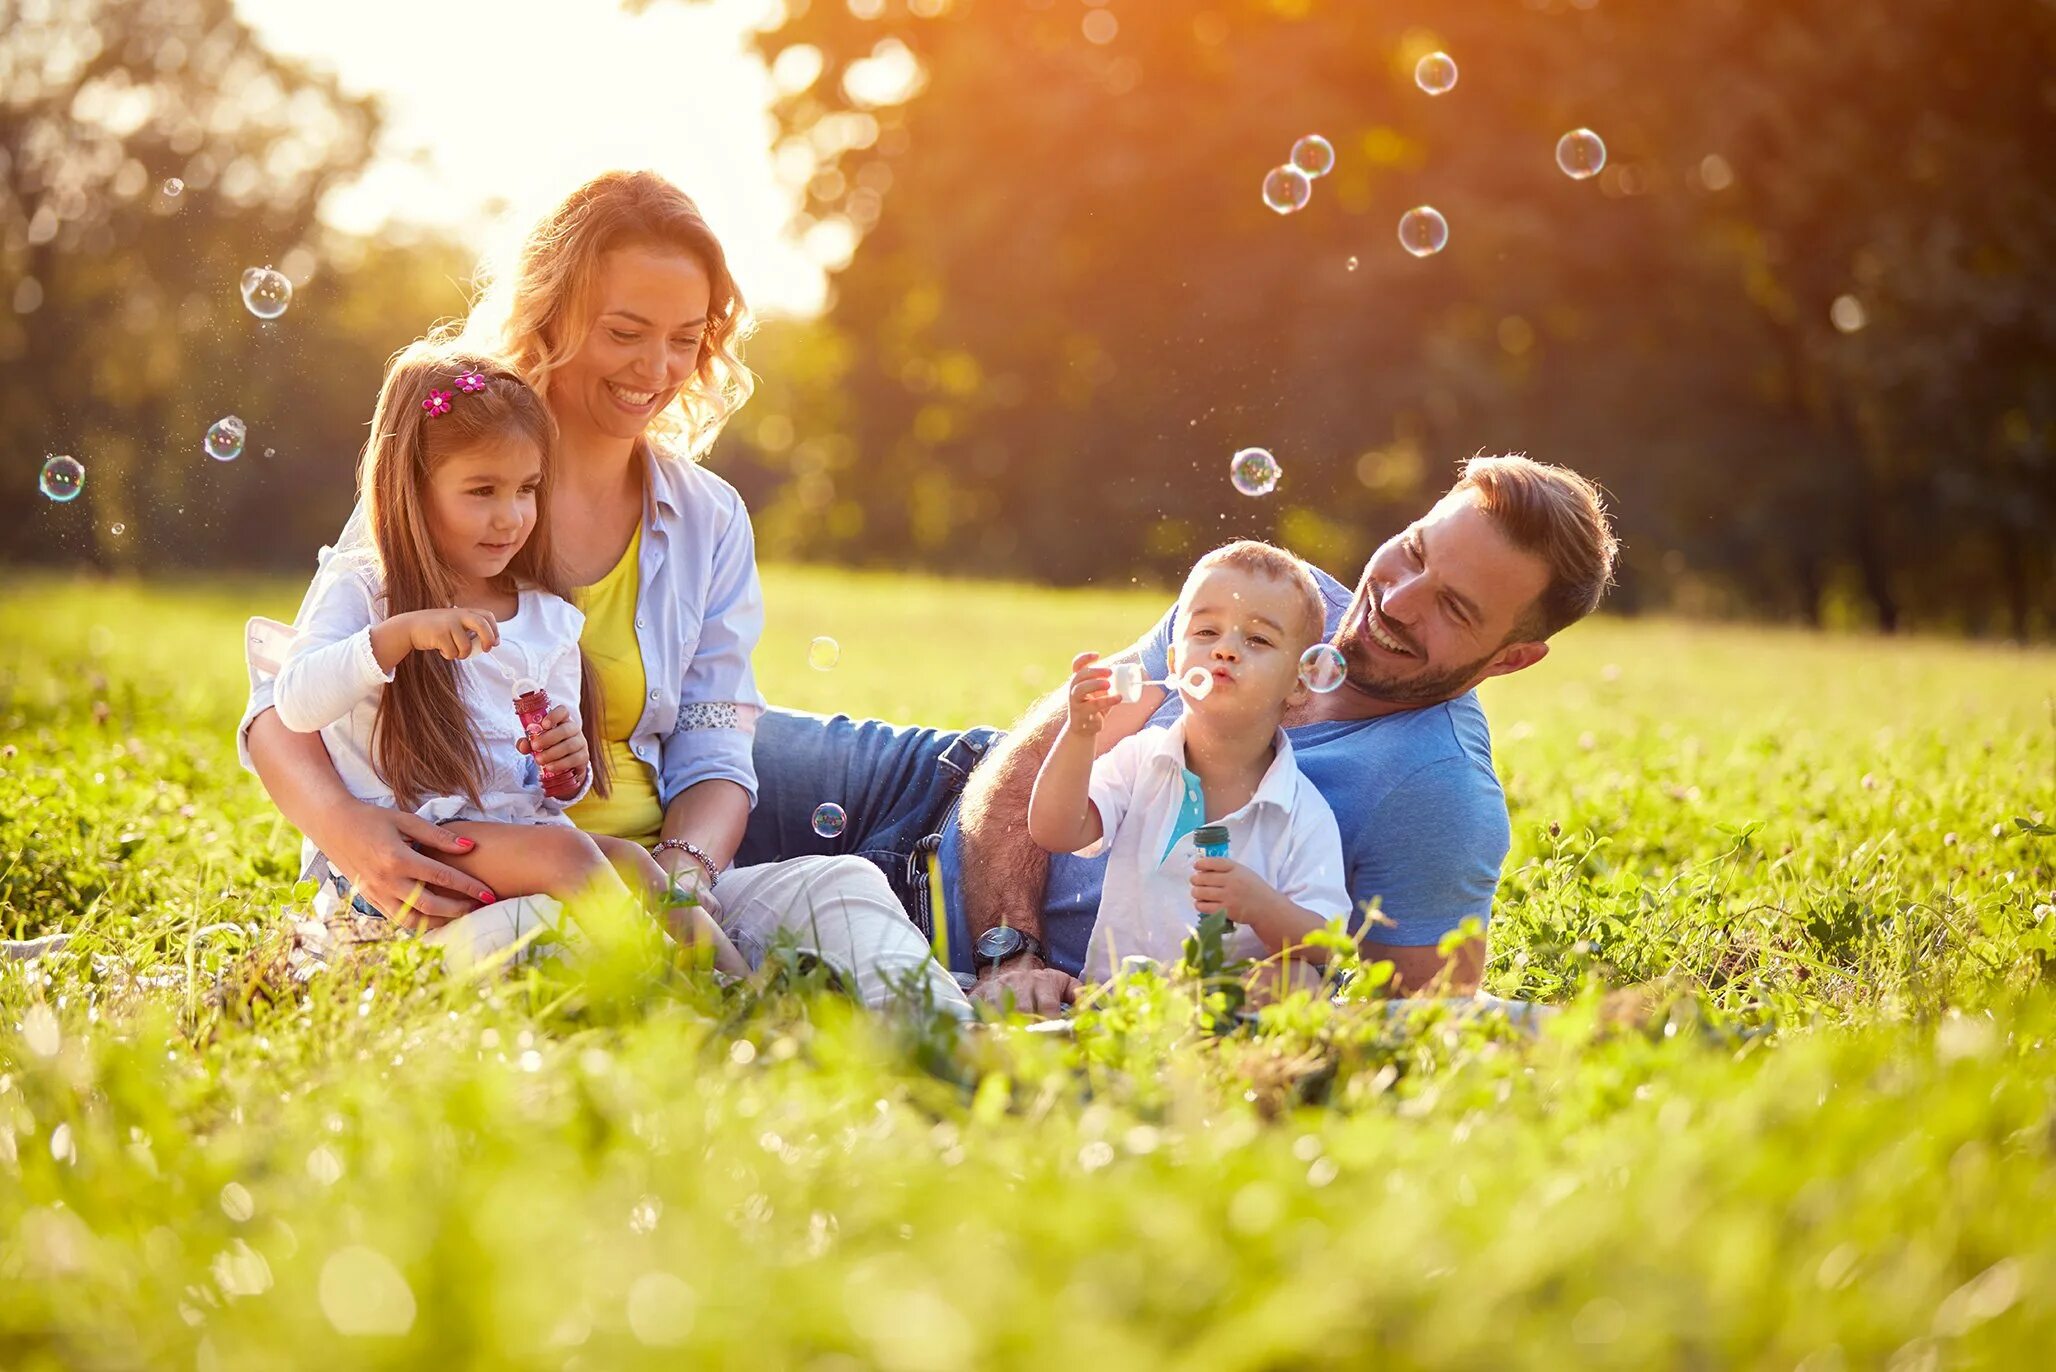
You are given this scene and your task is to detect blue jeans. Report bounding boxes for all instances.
[736,709,1001,975]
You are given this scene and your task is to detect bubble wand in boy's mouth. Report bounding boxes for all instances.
[1107,662,1215,703]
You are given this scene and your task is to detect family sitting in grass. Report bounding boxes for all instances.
[238,168,1621,1016]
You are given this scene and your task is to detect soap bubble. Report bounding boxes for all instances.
[1556,129,1607,180]
[111,522,126,536]
[1290,135,1335,179]
[162,178,183,197]
[811,802,848,839]
[1398,206,1449,257]
[1298,643,1348,693]
[1415,52,1458,95]
[1346,256,1359,271]
[204,416,246,462]
[1262,165,1313,215]
[1230,447,1280,497]
[807,636,840,671]
[263,447,277,459]
[1179,666,1214,700]
[1830,295,1867,334]
[39,455,85,503]
[240,266,293,320]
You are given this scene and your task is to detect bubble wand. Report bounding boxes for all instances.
[478,638,583,801]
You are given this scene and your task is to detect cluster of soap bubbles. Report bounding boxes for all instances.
[1230,446,1281,498]
[1262,135,1334,216]
[1264,47,1606,259]
[34,250,300,506]
[807,636,840,671]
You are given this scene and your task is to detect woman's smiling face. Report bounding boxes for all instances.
[555,244,712,446]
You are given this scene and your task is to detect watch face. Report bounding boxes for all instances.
[977,926,1025,962]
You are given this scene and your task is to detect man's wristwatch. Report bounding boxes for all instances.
[973,925,1045,970]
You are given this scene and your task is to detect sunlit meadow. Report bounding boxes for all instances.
[3,570,2054,1369]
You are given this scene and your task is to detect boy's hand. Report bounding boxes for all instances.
[515,705,586,774]
[402,608,500,661]
[1064,652,1116,738]
[1190,857,1278,923]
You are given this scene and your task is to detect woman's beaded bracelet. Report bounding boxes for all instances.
[652,837,721,890]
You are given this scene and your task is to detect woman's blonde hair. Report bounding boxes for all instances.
[360,342,609,810]
[459,170,755,460]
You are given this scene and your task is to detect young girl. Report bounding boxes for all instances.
[272,342,746,974]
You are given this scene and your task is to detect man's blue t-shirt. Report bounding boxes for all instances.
[941,568,1511,978]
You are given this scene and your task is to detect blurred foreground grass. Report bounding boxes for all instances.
[3,569,2054,1369]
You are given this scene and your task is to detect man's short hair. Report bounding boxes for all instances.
[1181,539,1327,646]
[1451,454,1619,641]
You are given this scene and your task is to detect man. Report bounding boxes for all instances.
[736,454,1619,1012]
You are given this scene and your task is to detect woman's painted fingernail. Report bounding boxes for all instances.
[457,837,476,849]
[479,888,497,903]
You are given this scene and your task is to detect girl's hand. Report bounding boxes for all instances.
[403,608,500,661]
[1065,651,1116,738]
[515,704,585,773]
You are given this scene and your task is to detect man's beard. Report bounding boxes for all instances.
[1337,637,1492,704]
[1335,593,1496,705]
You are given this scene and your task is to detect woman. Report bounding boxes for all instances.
[240,170,968,1017]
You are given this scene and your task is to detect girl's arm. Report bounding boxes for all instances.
[272,563,392,734]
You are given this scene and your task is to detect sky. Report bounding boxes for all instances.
[236,0,832,317]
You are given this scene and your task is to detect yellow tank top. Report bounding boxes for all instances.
[565,524,665,844]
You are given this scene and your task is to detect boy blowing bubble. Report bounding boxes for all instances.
[1028,541,1352,986]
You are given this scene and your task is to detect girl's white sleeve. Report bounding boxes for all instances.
[272,556,395,734]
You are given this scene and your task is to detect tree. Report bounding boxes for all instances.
[711,0,2053,635]
[5,0,470,575]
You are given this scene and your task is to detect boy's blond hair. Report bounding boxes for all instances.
[1178,540,1327,647]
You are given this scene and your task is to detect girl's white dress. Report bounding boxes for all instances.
[271,547,590,826]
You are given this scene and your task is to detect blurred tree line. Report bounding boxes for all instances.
[7,0,2052,640]
[4,0,469,579]
[710,0,2055,637]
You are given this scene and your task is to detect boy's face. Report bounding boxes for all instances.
[1170,565,1315,728]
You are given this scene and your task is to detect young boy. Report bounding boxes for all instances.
[1027,540,1352,983]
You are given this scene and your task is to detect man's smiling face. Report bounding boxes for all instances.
[1332,490,1555,705]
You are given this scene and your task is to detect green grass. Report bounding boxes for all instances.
[3,569,2054,1369]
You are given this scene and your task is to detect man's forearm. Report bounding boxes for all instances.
[956,695,1071,945]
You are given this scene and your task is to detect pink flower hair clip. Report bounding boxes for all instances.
[454,371,488,394]
[422,389,453,417]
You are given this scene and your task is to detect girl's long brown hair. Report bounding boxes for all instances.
[361,343,610,811]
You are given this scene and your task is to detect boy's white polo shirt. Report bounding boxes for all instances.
[1078,715,1352,981]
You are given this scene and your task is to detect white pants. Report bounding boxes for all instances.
[420,854,972,1019]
